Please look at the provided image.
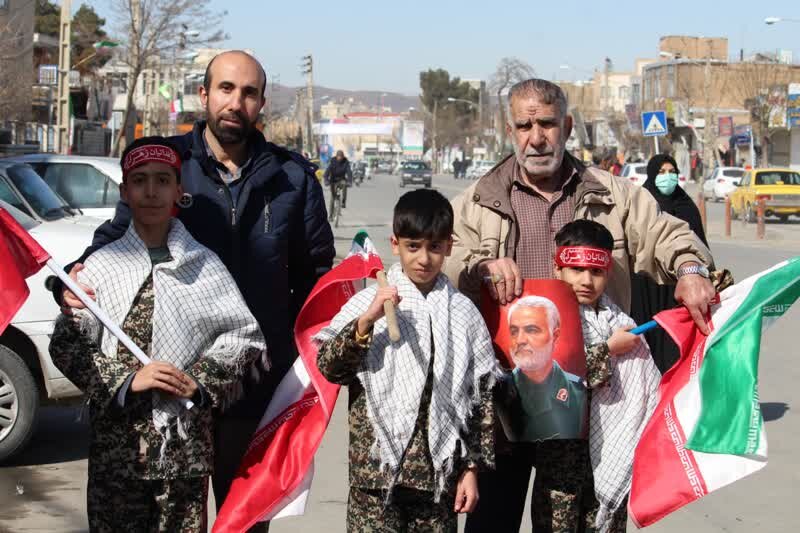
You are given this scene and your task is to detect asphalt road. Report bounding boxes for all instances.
[2,172,798,533]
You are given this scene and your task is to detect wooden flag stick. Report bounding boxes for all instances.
[375,270,401,342]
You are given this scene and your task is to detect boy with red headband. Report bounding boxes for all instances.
[49,136,267,531]
[553,219,660,532]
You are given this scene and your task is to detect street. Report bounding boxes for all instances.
[2,172,799,533]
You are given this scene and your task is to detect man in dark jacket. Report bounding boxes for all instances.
[55,50,335,531]
[324,149,352,213]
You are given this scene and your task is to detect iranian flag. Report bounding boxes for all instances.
[213,232,383,533]
[0,207,51,334]
[629,257,800,527]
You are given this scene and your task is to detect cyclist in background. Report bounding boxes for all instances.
[324,150,353,218]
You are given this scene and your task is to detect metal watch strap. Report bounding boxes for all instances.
[677,264,709,278]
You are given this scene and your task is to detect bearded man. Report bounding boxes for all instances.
[502,296,586,442]
[51,50,335,532]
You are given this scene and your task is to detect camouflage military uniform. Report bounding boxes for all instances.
[50,251,250,532]
[317,319,495,532]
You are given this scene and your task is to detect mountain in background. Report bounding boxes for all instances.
[267,84,420,115]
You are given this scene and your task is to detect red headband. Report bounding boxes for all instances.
[555,246,611,270]
[123,144,181,177]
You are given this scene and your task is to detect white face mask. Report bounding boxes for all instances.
[655,172,679,195]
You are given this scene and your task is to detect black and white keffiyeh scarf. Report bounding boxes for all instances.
[73,219,267,457]
[582,294,660,532]
[315,263,499,500]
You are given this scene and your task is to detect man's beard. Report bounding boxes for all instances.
[206,109,254,144]
[511,341,554,372]
[513,139,565,181]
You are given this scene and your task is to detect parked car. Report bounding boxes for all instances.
[0,161,102,462]
[5,154,122,220]
[620,163,648,186]
[729,168,800,223]
[466,160,497,180]
[702,167,745,202]
[398,160,432,188]
[620,162,688,188]
[376,160,394,175]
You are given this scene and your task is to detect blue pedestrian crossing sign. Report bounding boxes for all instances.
[641,111,668,137]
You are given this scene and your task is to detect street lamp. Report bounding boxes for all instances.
[764,16,800,25]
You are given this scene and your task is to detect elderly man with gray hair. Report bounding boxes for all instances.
[445,78,715,531]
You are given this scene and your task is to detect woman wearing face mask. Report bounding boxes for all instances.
[630,154,708,374]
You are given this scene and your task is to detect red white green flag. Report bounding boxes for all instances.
[213,232,383,532]
[629,257,800,527]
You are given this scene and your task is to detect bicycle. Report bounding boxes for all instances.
[330,181,346,228]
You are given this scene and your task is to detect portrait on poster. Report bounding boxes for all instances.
[481,279,588,441]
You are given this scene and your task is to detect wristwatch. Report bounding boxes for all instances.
[676,264,710,279]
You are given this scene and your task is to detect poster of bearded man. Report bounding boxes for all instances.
[481,280,587,441]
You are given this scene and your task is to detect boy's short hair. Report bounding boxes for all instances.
[555,219,613,251]
[393,189,453,241]
[120,136,182,183]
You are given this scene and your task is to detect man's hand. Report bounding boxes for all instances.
[674,270,716,336]
[61,263,95,314]
[454,468,479,513]
[131,361,195,398]
[607,326,641,356]
[357,286,401,336]
[478,258,522,305]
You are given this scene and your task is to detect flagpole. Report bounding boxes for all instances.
[46,259,194,410]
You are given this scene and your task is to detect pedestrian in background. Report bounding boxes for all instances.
[630,154,708,374]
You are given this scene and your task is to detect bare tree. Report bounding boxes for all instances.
[109,0,226,155]
[0,12,33,124]
[489,57,535,152]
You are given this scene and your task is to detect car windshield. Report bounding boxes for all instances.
[0,198,39,230]
[755,171,800,186]
[6,164,71,221]
[635,165,647,174]
[403,161,429,170]
[723,169,744,178]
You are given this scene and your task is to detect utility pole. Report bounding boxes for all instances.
[56,0,72,154]
[301,54,314,157]
[432,98,438,173]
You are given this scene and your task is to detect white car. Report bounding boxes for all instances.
[466,160,497,180]
[620,163,648,186]
[0,161,101,462]
[6,154,122,220]
[703,167,745,202]
[620,163,688,189]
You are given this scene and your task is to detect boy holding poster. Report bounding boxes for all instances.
[553,219,661,532]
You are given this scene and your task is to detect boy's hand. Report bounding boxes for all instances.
[454,468,479,513]
[607,326,641,356]
[61,263,95,314]
[131,362,195,397]
[357,286,400,336]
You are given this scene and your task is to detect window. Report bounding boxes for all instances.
[755,171,800,186]
[619,86,630,101]
[40,163,120,209]
[667,65,675,97]
[0,0,8,10]
[722,169,744,178]
[0,176,29,215]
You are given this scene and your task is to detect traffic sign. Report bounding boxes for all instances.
[642,111,668,137]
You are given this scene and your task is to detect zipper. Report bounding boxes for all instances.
[264,196,271,233]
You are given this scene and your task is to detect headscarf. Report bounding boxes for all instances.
[643,154,707,245]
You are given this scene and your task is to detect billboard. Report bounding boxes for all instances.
[402,120,424,156]
[788,83,800,128]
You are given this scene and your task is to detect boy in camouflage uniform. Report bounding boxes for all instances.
[50,137,266,532]
[316,190,499,532]
[548,220,661,532]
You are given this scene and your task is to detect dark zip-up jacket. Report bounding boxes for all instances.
[57,122,335,417]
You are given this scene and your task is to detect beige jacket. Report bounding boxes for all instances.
[445,153,714,311]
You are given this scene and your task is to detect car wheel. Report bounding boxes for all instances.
[0,345,40,462]
[425,181,432,188]
[729,203,738,220]
[777,214,789,223]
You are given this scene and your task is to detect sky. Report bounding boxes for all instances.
[86,0,800,95]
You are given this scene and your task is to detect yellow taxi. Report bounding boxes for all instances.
[729,167,800,222]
